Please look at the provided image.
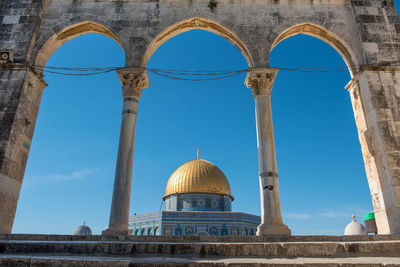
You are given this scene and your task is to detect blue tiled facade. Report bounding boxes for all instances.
[129,210,260,236]
[165,193,232,212]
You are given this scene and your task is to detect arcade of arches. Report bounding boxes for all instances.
[0,0,400,236]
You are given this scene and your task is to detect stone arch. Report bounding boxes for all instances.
[196,231,210,236]
[250,229,255,236]
[221,227,228,236]
[176,227,183,236]
[186,227,193,235]
[270,22,359,77]
[231,227,239,236]
[35,21,124,67]
[210,227,218,236]
[141,17,254,68]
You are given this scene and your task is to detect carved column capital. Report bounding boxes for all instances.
[117,68,150,99]
[245,68,279,96]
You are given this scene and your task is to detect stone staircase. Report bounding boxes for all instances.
[0,234,399,266]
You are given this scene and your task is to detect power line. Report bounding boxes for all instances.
[146,68,248,81]
[1,61,400,81]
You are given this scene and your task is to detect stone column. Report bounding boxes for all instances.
[245,68,291,236]
[345,67,400,234]
[103,68,149,236]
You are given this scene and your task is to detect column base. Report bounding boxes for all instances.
[102,227,130,236]
[256,222,291,236]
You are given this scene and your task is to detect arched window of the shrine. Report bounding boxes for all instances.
[141,229,146,236]
[177,199,183,210]
[221,228,227,236]
[176,227,182,236]
[210,227,217,236]
[186,227,193,235]
[134,229,139,236]
[269,23,372,235]
[164,226,172,236]
[206,198,211,209]
[196,231,209,236]
[250,229,254,236]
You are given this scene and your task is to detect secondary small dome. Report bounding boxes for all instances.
[344,215,367,236]
[164,159,233,200]
[74,223,92,235]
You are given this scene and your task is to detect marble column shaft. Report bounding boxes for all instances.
[103,69,149,236]
[245,68,291,236]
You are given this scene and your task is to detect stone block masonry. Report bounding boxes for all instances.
[0,0,399,235]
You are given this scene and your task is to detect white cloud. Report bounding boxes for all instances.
[286,212,313,220]
[285,206,370,221]
[52,169,95,181]
[317,206,370,219]
[25,168,96,184]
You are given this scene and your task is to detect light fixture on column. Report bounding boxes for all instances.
[0,51,13,64]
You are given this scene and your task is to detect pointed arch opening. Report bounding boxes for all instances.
[141,17,254,68]
[269,27,372,234]
[271,23,359,77]
[35,21,124,67]
[13,23,125,235]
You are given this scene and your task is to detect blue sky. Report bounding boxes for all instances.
[13,6,399,235]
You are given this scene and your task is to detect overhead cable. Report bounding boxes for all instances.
[1,60,400,81]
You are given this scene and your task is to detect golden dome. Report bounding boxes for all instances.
[164,159,233,200]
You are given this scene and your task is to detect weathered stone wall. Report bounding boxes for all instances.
[350,0,400,64]
[345,0,400,234]
[30,0,366,68]
[0,0,399,234]
[347,67,400,234]
[0,0,47,233]
[0,0,47,63]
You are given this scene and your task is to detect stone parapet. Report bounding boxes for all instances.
[0,235,400,258]
[1,233,400,242]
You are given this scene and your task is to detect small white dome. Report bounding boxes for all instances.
[344,215,367,236]
[74,223,92,235]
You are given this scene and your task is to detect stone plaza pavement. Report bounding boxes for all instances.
[0,234,399,266]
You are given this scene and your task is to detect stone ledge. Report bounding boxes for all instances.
[1,239,400,258]
[0,254,400,267]
[2,234,400,242]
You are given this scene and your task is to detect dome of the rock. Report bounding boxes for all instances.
[129,154,260,236]
[164,159,233,200]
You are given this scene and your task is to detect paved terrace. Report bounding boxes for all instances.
[0,234,399,266]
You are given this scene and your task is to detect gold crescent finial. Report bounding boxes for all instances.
[197,147,200,159]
